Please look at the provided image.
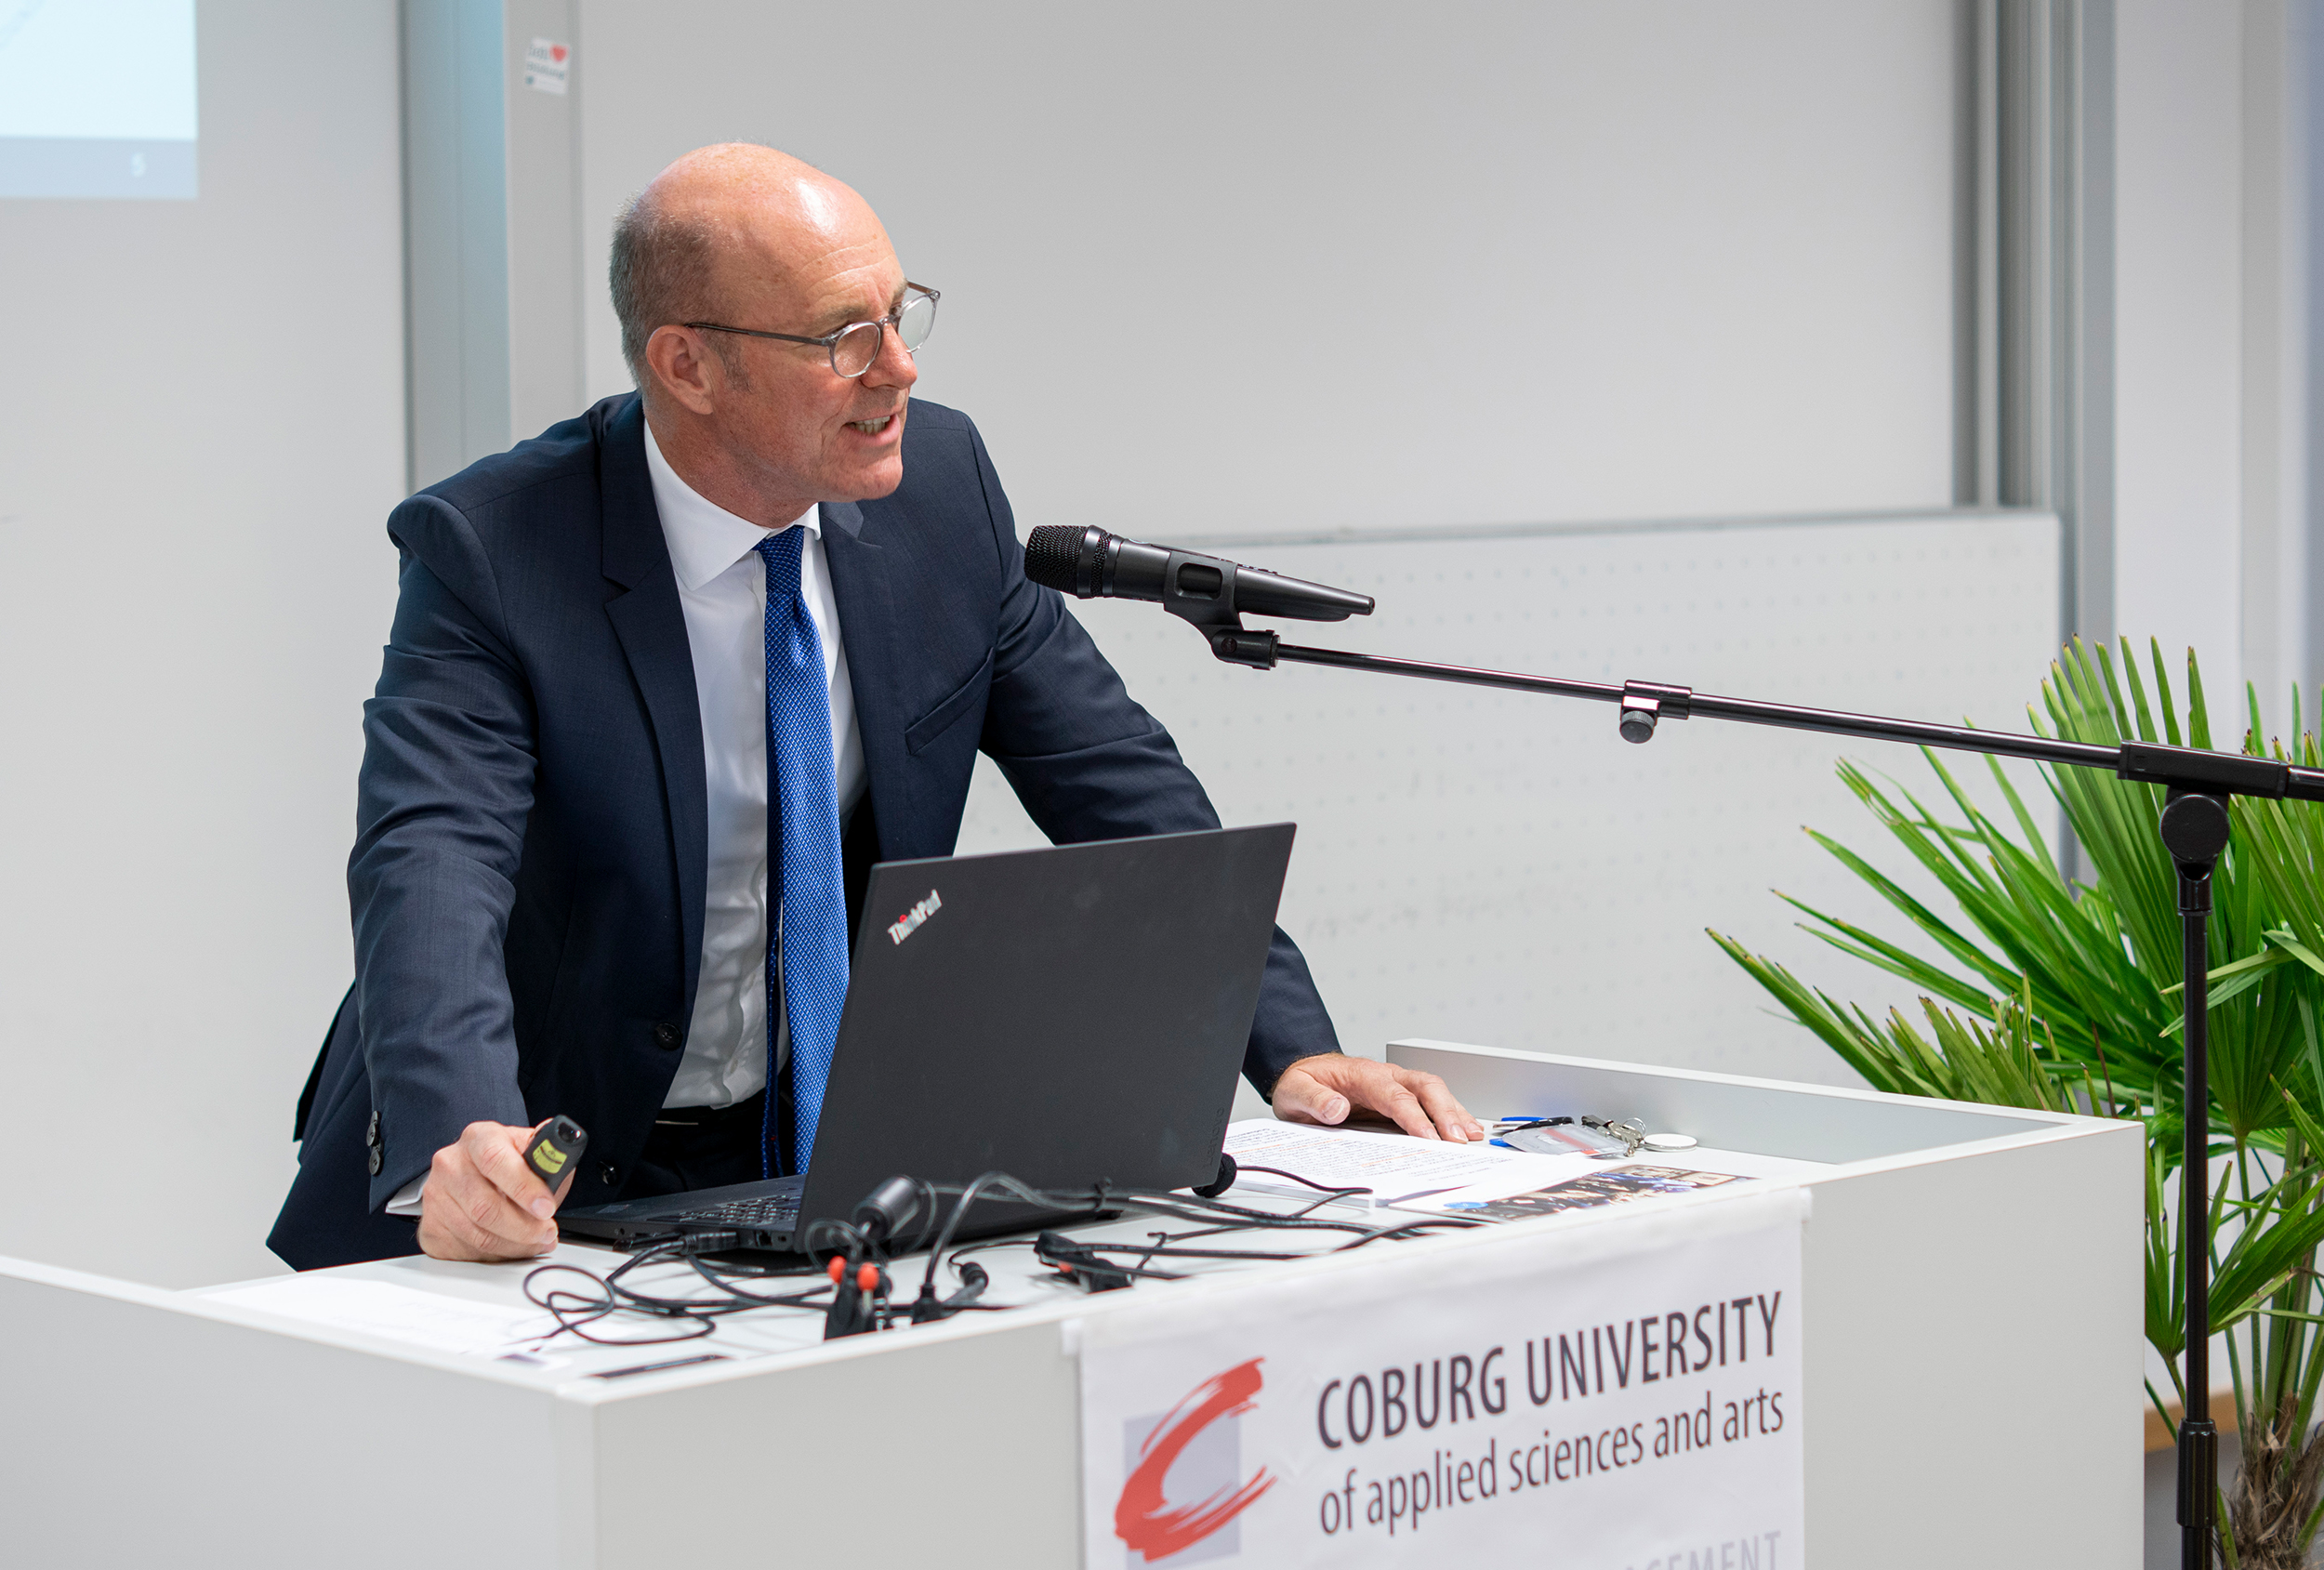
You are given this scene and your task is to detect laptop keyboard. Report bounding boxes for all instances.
[668,1193,800,1229]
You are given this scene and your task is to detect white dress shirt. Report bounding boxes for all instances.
[647,419,865,1108]
[386,422,865,1216]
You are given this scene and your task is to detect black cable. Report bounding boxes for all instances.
[902,1171,1484,1303]
[521,1238,837,1348]
[524,1254,719,1347]
[1105,1191,1425,1237]
[1035,1234,1187,1283]
[916,1171,1110,1300]
[1089,1242,1303,1265]
[944,1236,1037,1265]
[684,1252,834,1307]
[908,1169,1384,1303]
[524,1169,1484,1345]
[1042,1208,1480,1276]
[900,1176,942,1249]
[1330,1214,1482,1248]
[801,1215,865,1260]
[1229,1165,1375,1203]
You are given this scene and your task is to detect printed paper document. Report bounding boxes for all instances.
[1222,1119,1599,1207]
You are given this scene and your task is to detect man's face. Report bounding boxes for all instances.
[701,200,920,505]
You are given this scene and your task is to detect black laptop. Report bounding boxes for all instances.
[558,824,1296,1252]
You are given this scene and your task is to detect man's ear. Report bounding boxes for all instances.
[643,324,720,416]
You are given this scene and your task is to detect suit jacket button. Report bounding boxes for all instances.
[653,1022,681,1050]
[366,1110,380,1147]
[367,1147,383,1176]
[597,1162,619,1187]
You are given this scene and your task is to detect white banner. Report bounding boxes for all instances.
[1077,1188,1806,1569]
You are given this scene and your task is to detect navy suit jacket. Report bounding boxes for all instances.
[268,393,1340,1270]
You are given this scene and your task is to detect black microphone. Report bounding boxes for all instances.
[1023,524,1373,624]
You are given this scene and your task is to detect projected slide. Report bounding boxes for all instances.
[0,0,198,199]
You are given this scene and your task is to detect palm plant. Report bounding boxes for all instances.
[1710,639,2324,1567]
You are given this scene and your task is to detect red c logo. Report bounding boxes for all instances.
[1116,1357,1276,1562]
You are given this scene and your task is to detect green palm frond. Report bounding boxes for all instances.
[1715,637,2324,1558]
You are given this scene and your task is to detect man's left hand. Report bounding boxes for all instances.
[1270,1054,1486,1142]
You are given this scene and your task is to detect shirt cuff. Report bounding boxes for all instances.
[384,1174,427,1217]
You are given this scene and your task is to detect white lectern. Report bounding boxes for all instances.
[0,1041,2140,1567]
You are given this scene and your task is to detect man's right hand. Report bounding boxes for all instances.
[416,1120,571,1262]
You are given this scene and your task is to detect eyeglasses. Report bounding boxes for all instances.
[684,283,939,378]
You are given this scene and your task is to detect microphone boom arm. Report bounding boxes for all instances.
[1198,615,2312,1570]
[1207,623,2322,798]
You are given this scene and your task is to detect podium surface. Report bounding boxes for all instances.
[0,1040,2141,1567]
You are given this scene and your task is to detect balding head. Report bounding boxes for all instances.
[611,145,889,389]
[610,143,921,524]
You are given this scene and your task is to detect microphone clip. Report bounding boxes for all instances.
[1205,627,1279,670]
[1152,548,1278,669]
[1618,680,1694,744]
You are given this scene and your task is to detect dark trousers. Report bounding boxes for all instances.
[623,1093,772,1198]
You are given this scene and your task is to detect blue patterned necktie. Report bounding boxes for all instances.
[755,527,850,1174]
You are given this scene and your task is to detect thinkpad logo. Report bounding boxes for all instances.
[886,889,942,945]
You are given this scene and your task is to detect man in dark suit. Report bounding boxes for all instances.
[269,144,1479,1271]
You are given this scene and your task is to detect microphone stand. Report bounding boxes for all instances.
[1191,618,2324,1569]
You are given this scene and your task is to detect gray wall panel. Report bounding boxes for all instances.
[960,510,2064,1088]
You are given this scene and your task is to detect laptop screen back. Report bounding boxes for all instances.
[795,824,1296,1233]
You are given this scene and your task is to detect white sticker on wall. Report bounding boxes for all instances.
[523,38,570,96]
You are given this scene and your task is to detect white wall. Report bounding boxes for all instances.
[0,1,405,1286]
[958,510,2063,1091]
[558,1,1982,1102]
[0,0,2132,1288]
[2114,0,2251,718]
[573,0,1965,534]
[2111,0,2324,744]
